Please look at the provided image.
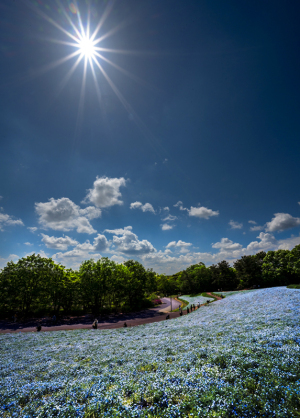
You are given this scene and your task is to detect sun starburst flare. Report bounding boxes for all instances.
[22,0,166,157]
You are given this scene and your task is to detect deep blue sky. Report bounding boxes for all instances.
[1,0,300,273]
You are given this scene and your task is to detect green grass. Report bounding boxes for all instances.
[287,284,300,289]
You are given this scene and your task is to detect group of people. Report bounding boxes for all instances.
[180,302,201,315]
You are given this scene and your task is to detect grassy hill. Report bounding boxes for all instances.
[1,287,300,417]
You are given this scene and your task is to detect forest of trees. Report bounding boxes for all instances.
[0,244,299,319]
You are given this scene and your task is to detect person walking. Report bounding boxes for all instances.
[187,307,189,314]
[179,306,182,316]
[92,318,98,329]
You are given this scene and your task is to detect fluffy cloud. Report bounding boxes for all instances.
[83,176,126,208]
[250,225,265,232]
[35,197,100,234]
[161,223,173,231]
[24,242,33,246]
[0,212,24,231]
[130,202,155,213]
[105,226,155,255]
[163,207,169,211]
[212,238,243,252]
[188,206,219,219]
[229,220,243,229]
[41,234,79,250]
[265,213,300,232]
[246,232,277,252]
[27,227,38,233]
[277,234,300,250]
[166,240,192,253]
[93,234,109,251]
[248,220,257,225]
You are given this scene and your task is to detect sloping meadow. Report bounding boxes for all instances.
[1,288,300,417]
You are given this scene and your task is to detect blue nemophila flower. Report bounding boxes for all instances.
[1,287,300,417]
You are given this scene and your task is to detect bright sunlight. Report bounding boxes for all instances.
[78,36,96,59]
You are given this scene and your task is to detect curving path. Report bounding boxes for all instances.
[0,298,183,334]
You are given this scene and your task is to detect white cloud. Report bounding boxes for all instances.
[105,226,133,235]
[163,207,169,211]
[0,212,24,231]
[41,234,78,250]
[28,227,38,233]
[248,220,257,224]
[166,241,176,248]
[105,227,155,255]
[93,234,109,251]
[246,232,277,252]
[130,201,155,214]
[0,196,2,200]
[83,176,126,208]
[265,213,300,232]
[174,201,187,211]
[212,238,243,252]
[188,206,219,219]
[229,220,243,229]
[0,254,19,269]
[24,242,33,246]
[166,240,192,253]
[162,214,177,222]
[250,225,265,232]
[35,197,99,234]
[161,223,173,231]
[130,201,143,210]
[277,234,300,250]
[80,206,102,220]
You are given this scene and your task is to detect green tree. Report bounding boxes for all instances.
[262,249,294,286]
[234,251,266,289]
[123,260,147,308]
[210,260,238,290]
[0,254,60,317]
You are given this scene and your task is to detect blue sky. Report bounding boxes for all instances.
[0,0,300,274]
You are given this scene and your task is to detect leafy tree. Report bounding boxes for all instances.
[262,249,294,286]
[288,244,300,282]
[210,260,238,290]
[234,251,266,289]
[123,260,147,308]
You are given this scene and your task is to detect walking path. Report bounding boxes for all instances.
[206,292,223,300]
[0,296,224,334]
[0,298,183,334]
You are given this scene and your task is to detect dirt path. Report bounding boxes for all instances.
[206,292,223,300]
[0,297,221,334]
[0,298,184,334]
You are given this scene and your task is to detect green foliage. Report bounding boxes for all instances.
[1,244,300,319]
[234,252,266,289]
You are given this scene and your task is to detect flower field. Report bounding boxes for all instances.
[180,295,214,310]
[1,287,300,417]
[214,290,257,298]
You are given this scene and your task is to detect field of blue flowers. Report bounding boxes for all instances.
[214,290,257,298]
[1,287,300,417]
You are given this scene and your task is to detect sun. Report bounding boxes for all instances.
[26,0,150,138]
[78,36,96,59]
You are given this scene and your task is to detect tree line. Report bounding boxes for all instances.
[158,245,300,296]
[0,245,299,319]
